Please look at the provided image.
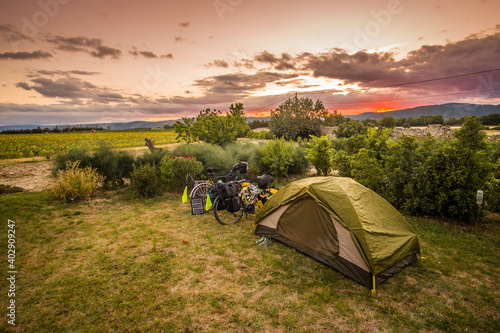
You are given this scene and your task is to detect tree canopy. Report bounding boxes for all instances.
[269,94,328,140]
[174,103,249,145]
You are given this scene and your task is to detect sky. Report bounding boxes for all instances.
[0,0,499,125]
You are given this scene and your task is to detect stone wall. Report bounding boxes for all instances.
[254,125,499,141]
[390,124,454,139]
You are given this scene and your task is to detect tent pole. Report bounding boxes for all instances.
[371,275,377,294]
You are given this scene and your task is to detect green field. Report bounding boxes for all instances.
[0,129,177,159]
[0,190,498,332]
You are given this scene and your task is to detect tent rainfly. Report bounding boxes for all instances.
[254,177,421,291]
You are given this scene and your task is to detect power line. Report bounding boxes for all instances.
[333,87,500,105]
[251,93,296,111]
[248,68,500,110]
[381,68,500,88]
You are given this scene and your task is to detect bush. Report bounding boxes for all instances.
[135,150,170,168]
[382,135,434,207]
[91,145,134,187]
[246,129,271,140]
[260,138,295,180]
[52,144,134,187]
[403,143,491,221]
[288,145,310,176]
[159,155,204,190]
[484,177,500,212]
[306,135,334,175]
[52,147,92,175]
[173,143,235,175]
[350,148,384,194]
[51,161,104,202]
[334,119,367,138]
[130,164,164,198]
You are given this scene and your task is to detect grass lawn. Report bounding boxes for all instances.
[0,190,499,332]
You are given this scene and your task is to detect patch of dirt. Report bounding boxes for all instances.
[0,160,52,192]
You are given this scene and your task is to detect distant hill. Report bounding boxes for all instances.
[1,116,271,131]
[0,120,178,132]
[349,103,500,121]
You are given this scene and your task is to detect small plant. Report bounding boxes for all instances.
[51,161,104,202]
[260,138,295,180]
[159,155,204,190]
[306,135,334,175]
[130,163,164,198]
[91,144,135,187]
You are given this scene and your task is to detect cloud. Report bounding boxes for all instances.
[46,35,122,59]
[175,36,188,43]
[254,51,296,70]
[129,48,173,59]
[15,82,31,90]
[0,24,34,43]
[194,71,299,95]
[0,51,52,60]
[35,70,100,76]
[292,32,500,96]
[205,59,229,68]
[15,71,127,104]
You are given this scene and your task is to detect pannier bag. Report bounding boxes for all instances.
[256,174,273,189]
[218,182,241,213]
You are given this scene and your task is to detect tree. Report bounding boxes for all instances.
[306,135,334,175]
[323,113,346,126]
[269,94,328,140]
[454,116,487,151]
[350,148,384,194]
[404,117,492,221]
[174,103,249,145]
[378,116,397,128]
[334,118,367,138]
[260,138,295,180]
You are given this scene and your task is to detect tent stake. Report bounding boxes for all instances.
[371,275,377,295]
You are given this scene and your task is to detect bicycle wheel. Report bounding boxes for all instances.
[213,196,244,225]
[190,182,215,212]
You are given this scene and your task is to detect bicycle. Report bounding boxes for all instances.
[212,171,277,225]
[188,162,248,213]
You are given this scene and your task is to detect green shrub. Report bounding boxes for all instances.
[51,161,104,202]
[172,143,235,175]
[130,164,164,198]
[484,177,500,212]
[288,145,310,176]
[52,144,134,187]
[403,143,491,221]
[224,142,266,173]
[246,129,271,140]
[135,150,170,168]
[306,135,334,175]
[52,147,92,175]
[334,119,367,138]
[91,145,134,187]
[159,155,204,190]
[332,150,352,177]
[350,148,384,194]
[260,138,295,180]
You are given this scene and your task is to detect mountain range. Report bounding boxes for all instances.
[1,103,498,131]
[348,103,500,121]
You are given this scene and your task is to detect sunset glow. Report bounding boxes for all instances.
[0,0,499,125]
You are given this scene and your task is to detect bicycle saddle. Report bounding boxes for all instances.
[206,167,218,174]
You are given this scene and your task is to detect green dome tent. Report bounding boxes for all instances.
[254,177,420,290]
